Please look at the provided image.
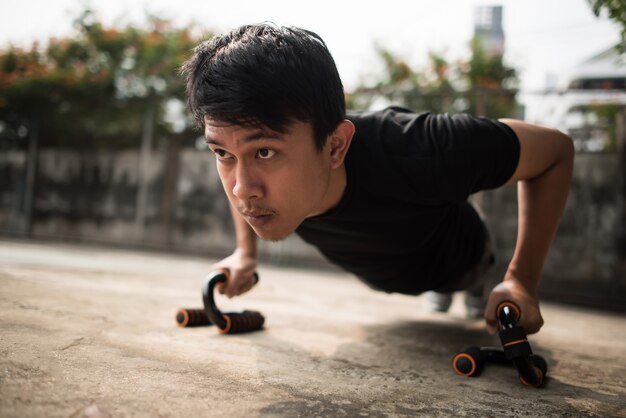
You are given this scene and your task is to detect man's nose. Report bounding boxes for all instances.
[232,163,262,200]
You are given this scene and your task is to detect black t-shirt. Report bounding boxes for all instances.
[295,107,520,295]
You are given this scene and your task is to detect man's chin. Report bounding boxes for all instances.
[252,227,292,242]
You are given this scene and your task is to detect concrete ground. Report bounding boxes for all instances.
[0,239,625,418]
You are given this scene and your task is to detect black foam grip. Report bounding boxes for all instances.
[452,346,483,377]
[499,326,527,345]
[201,271,265,334]
[503,340,533,360]
[221,310,265,334]
[530,354,548,376]
[176,308,212,327]
[452,301,547,387]
[515,356,544,387]
[480,347,508,364]
[499,326,532,359]
[497,302,520,327]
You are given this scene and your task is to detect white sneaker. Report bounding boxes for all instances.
[464,292,485,319]
[425,291,453,313]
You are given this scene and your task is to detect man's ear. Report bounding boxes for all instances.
[328,120,355,168]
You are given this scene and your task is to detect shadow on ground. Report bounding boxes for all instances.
[249,320,622,417]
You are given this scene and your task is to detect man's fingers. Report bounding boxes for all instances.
[237,282,255,296]
[520,314,543,335]
[485,318,498,335]
[484,307,499,334]
[220,273,257,298]
[234,274,258,295]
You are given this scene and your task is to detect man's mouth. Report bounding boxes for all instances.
[241,211,270,217]
[239,208,276,227]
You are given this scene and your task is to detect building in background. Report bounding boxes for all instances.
[474,5,504,56]
[537,47,626,152]
[473,5,524,119]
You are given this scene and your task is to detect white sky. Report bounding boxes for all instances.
[0,0,621,94]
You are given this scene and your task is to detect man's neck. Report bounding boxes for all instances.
[312,163,347,217]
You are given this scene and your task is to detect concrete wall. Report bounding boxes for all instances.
[0,148,325,264]
[476,152,625,310]
[1,147,624,309]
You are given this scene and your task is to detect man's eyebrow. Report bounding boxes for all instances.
[205,129,285,145]
[205,136,222,145]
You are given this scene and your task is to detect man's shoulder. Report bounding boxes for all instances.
[347,107,501,130]
[347,105,425,124]
[346,106,431,149]
[346,106,439,155]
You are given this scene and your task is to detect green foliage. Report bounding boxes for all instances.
[346,37,520,119]
[462,38,519,118]
[588,0,626,52]
[0,8,209,149]
[587,103,623,151]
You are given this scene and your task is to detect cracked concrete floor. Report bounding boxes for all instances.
[0,239,625,417]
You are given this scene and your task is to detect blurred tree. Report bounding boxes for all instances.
[345,44,420,111]
[588,0,626,52]
[0,8,210,239]
[461,37,519,118]
[346,38,519,119]
[0,8,208,150]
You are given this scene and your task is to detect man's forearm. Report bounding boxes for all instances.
[230,202,258,257]
[507,145,574,293]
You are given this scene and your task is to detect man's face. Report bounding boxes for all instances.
[205,119,335,241]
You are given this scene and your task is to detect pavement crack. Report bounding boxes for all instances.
[58,337,85,351]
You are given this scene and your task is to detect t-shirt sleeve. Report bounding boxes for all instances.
[380,108,520,202]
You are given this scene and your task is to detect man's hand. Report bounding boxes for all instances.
[489,119,573,337]
[484,271,544,335]
[209,248,258,298]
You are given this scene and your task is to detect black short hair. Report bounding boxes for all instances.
[181,23,346,150]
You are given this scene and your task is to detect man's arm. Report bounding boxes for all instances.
[210,201,259,298]
[484,119,574,334]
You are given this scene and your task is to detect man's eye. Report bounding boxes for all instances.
[256,148,276,159]
[211,148,231,160]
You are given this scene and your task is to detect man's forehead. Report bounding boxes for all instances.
[205,117,274,133]
[204,119,293,146]
[203,117,312,138]
[205,119,275,136]
[204,117,235,128]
